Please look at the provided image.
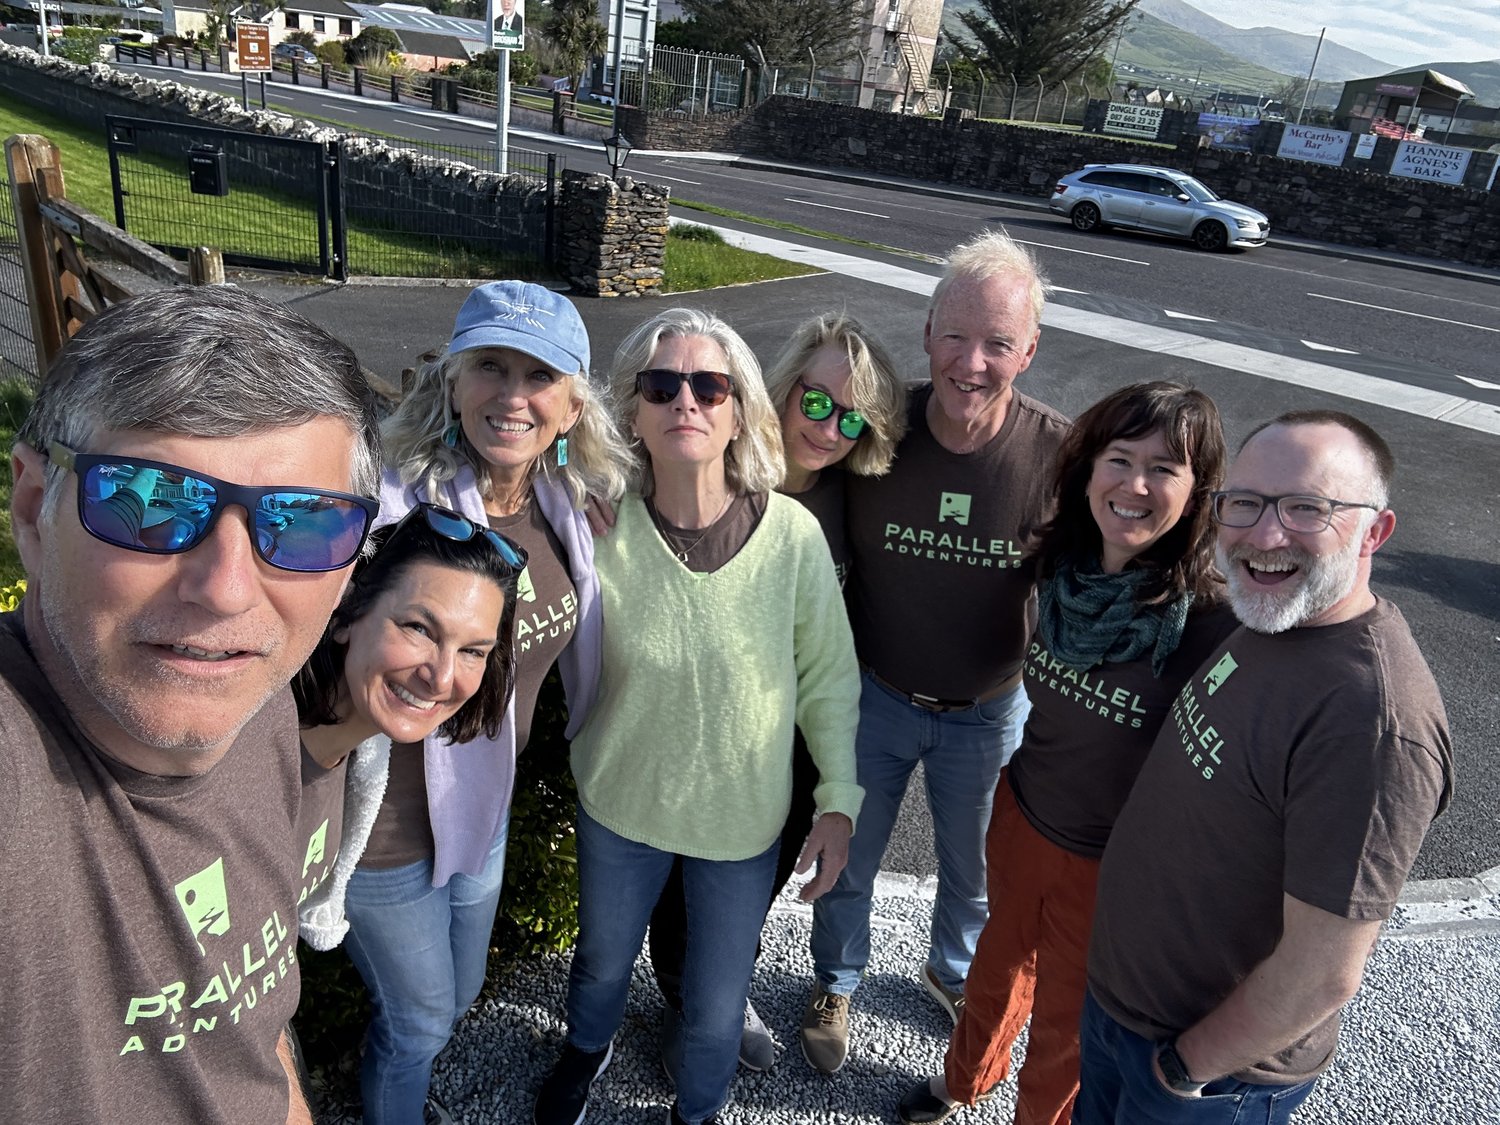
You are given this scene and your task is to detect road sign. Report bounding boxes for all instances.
[236,23,271,72]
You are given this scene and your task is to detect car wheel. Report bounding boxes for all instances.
[1192,221,1229,252]
[1071,202,1103,232]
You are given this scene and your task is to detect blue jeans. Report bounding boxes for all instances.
[1075,991,1320,1125]
[811,671,1030,995]
[342,825,509,1125]
[568,806,778,1125]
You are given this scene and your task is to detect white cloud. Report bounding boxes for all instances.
[1180,0,1500,68]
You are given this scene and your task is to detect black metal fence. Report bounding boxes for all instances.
[0,159,39,390]
[103,116,560,281]
[107,116,336,275]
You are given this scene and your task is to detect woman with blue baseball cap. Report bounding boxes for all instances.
[343,281,629,1125]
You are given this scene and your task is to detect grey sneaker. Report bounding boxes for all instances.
[898,1079,961,1124]
[921,964,965,1026]
[423,1097,456,1125]
[739,999,775,1071]
[799,982,851,1074]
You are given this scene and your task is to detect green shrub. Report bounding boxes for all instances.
[314,40,346,68]
[55,26,111,65]
[671,223,725,244]
[0,580,24,613]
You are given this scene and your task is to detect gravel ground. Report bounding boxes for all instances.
[312,882,1500,1124]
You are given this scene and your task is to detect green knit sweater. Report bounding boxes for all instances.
[570,492,864,861]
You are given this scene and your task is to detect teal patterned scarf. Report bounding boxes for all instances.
[1037,557,1190,677]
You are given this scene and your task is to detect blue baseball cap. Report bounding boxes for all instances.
[448,280,591,378]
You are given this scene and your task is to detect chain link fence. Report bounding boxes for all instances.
[1,157,41,390]
[620,46,746,117]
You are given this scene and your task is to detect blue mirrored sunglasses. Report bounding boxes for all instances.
[48,441,379,573]
[391,503,528,575]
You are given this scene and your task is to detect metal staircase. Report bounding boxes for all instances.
[895,14,940,114]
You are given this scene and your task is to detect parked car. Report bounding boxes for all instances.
[1048,163,1270,251]
[273,42,318,64]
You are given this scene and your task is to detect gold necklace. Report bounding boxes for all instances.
[648,493,732,563]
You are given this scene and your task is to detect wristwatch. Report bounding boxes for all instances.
[1155,1039,1207,1096]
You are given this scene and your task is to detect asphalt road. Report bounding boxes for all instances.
[120,61,1500,414]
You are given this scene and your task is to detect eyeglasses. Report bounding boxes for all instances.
[392,503,528,575]
[798,379,867,441]
[48,441,378,573]
[636,368,735,407]
[1211,490,1380,534]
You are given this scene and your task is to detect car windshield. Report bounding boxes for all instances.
[1172,175,1220,203]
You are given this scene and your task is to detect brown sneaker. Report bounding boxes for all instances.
[922,964,966,1026]
[799,982,851,1074]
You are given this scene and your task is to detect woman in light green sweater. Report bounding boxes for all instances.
[533,308,864,1125]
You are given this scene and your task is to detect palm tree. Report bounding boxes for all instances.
[543,0,607,96]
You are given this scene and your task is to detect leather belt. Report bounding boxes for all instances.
[866,669,1019,714]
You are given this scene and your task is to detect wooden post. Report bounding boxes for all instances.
[188,246,225,285]
[5,134,81,373]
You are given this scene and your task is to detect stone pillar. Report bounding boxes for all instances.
[557,169,668,297]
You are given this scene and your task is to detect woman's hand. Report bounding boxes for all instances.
[795,812,853,902]
[585,495,617,538]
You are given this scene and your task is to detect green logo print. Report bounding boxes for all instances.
[175,858,230,956]
[1203,652,1239,696]
[938,492,972,526]
[302,820,328,879]
[516,565,537,603]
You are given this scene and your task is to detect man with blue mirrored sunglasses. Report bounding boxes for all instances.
[2,286,380,1125]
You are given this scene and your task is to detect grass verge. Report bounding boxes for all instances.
[663,223,816,292]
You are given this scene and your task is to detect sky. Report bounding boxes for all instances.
[1178,0,1500,68]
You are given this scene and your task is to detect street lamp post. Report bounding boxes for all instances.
[602,130,632,182]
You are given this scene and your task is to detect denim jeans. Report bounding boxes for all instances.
[1074,991,1319,1125]
[568,806,778,1125]
[342,824,509,1125]
[811,671,1030,995]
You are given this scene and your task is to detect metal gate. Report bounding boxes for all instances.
[0,154,39,390]
[107,115,339,278]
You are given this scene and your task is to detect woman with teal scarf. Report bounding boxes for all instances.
[899,382,1237,1125]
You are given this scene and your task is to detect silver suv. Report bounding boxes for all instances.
[1048,163,1270,251]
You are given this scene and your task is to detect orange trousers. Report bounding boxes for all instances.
[943,775,1100,1125]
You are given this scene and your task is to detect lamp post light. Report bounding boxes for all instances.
[602,130,632,182]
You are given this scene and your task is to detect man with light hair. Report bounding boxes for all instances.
[1077,410,1452,1124]
[802,229,1070,1072]
[0,286,381,1124]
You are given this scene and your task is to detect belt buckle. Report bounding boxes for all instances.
[909,692,962,713]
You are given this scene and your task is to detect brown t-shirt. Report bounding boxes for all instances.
[1008,600,1239,858]
[646,491,766,574]
[360,499,580,869]
[786,470,849,585]
[845,386,1069,698]
[295,743,347,908]
[0,611,303,1123]
[1088,598,1453,1083]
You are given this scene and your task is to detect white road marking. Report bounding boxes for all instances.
[639,170,703,185]
[322,103,347,112]
[1309,292,1500,333]
[399,119,441,132]
[1456,374,1500,391]
[1303,340,1359,354]
[1052,285,1088,295]
[667,217,1500,435]
[1165,310,1216,322]
[786,198,890,218]
[1015,239,1150,265]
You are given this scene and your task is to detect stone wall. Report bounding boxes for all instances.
[557,170,668,298]
[620,94,1500,268]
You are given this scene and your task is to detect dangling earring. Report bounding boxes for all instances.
[556,435,569,467]
[443,421,461,448]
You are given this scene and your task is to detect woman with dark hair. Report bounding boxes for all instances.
[354,281,628,1124]
[898,382,1237,1125]
[293,503,527,955]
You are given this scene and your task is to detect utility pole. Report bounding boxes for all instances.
[610,0,627,136]
[1296,27,1324,124]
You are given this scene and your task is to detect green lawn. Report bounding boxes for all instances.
[662,223,815,292]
